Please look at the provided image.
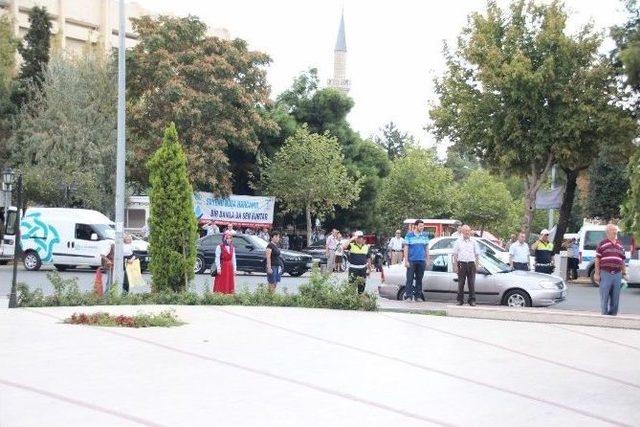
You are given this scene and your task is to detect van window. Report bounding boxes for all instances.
[4,211,17,235]
[75,224,94,241]
[584,230,633,252]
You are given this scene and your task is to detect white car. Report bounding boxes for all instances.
[428,236,511,264]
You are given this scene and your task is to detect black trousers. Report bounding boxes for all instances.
[349,268,367,294]
[513,262,529,271]
[457,261,476,303]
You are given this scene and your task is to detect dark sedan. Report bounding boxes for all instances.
[194,234,314,277]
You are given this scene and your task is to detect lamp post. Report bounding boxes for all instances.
[2,167,13,229]
[8,172,21,309]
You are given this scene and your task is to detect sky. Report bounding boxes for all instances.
[135,0,629,151]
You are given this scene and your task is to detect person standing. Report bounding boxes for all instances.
[509,232,530,271]
[342,231,372,294]
[532,229,554,274]
[565,237,580,280]
[101,242,115,292]
[213,231,236,294]
[122,234,136,293]
[388,230,405,265]
[258,228,269,241]
[594,224,628,316]
[403,220,430,302]
[334,232,345,272]
[281,233,290,250]
[265,231,284,293]
[325,229,339,273]
[453,225,481,306]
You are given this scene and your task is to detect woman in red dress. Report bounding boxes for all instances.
[213,231,236,293]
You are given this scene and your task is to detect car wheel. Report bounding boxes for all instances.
[54,264,69,272]
[194,255,206,274]
[288,269,305,277]
[589,268,599,287]
[23,250,42,271]
[397,287,406,301]
[503,289,532,308]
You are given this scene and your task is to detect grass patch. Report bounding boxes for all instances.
[64,309,183,328]
[18,270,377,311]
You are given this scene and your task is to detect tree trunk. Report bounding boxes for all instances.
[552,168,579,255]
[522,155,555,239]
[306,203,312,247]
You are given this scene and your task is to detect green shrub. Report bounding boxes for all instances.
[18,272,377,311]
[65,309,184,327]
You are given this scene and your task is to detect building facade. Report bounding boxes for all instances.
[0,0,230,55]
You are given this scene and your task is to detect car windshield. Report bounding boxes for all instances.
[480,239,505,252]
[93,224,115,240]
[479,251,510,274]
[243,234,269,249]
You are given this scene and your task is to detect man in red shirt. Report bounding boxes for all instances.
[594,224,628,316]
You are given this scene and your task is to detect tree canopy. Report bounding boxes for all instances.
[0,17,17,169]
[377,149,453,231]
[260,126,360,243]
[429,0,635,239]
[126,15,277,194]
[373,121,415,160]
[10,53,117,214]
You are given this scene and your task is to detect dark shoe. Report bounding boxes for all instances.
[456,301,463,306]
[469,301,476,307]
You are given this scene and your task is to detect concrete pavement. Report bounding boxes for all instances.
[1,301,640,426]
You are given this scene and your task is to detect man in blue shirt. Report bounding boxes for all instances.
[403,220,430,301]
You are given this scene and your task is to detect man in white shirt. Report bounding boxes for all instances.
[325,229,339,272]
[387,229,405,264]
[509,232,530,271]
[452,225,481,306]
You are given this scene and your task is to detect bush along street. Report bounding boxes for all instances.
[17,271,377,311]
[64,309,183,328]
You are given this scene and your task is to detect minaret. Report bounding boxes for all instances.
[328,10,350,93]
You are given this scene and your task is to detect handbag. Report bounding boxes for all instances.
[210,260,218,277]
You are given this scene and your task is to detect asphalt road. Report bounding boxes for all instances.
[2,265,640,314]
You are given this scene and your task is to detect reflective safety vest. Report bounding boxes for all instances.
[534,241,554,264]
[347,243,370,270]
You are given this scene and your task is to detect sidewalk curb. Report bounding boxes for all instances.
[378,307,447,316]
[446,305,640,330]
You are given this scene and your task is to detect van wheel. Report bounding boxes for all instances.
[589,269,599,287]
[397,287,406,300]
[194,255,206,274]
[23,251,42,271]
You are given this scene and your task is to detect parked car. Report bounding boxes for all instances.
[378,249,567,307]
[195,234,314,276]
[428,236,511,264]
[130,235,149,272]
[575,224,634,285]
[303,238,350,265]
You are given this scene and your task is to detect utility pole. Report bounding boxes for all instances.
[548,164,556,231]
[114,0,126,286]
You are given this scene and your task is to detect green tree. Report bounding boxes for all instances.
[147,123,198,292]
[13,6,51,107]
[444,149,480,182]
[377,149,453,231]
[261,127,360,244]
[430,0,635,241]
[0,17,17,168]
[373,121,415,160]
[586,149,628,220]
[275,69,390,231]
[452,170,513,236]
[10,53,117,213]
[126,15,276,194]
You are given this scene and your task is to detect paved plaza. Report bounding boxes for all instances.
[1,301,640,426]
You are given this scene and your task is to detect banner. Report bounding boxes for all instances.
[193,192,275,227]
[535,186,564,210]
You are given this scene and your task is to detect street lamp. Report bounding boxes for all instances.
[2,167,14,189]
[8,173,22,309]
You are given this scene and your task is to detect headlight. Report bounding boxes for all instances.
[538,280,557,289]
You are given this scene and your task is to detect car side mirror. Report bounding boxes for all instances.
[90,233,99,241]
[478,267,490,275]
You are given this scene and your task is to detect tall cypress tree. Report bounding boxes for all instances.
[14,6,51,106]
[148,123,198,292]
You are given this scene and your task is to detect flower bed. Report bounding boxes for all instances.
[64,310,183,328]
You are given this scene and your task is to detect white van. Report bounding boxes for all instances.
[577,223,634,281]
[20,208,115,271]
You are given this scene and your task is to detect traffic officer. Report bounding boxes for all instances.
[342,231,372,294]
[532,229,554,274]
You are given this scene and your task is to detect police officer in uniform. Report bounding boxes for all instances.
[532,229,554,274]
[342,231,372,294]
